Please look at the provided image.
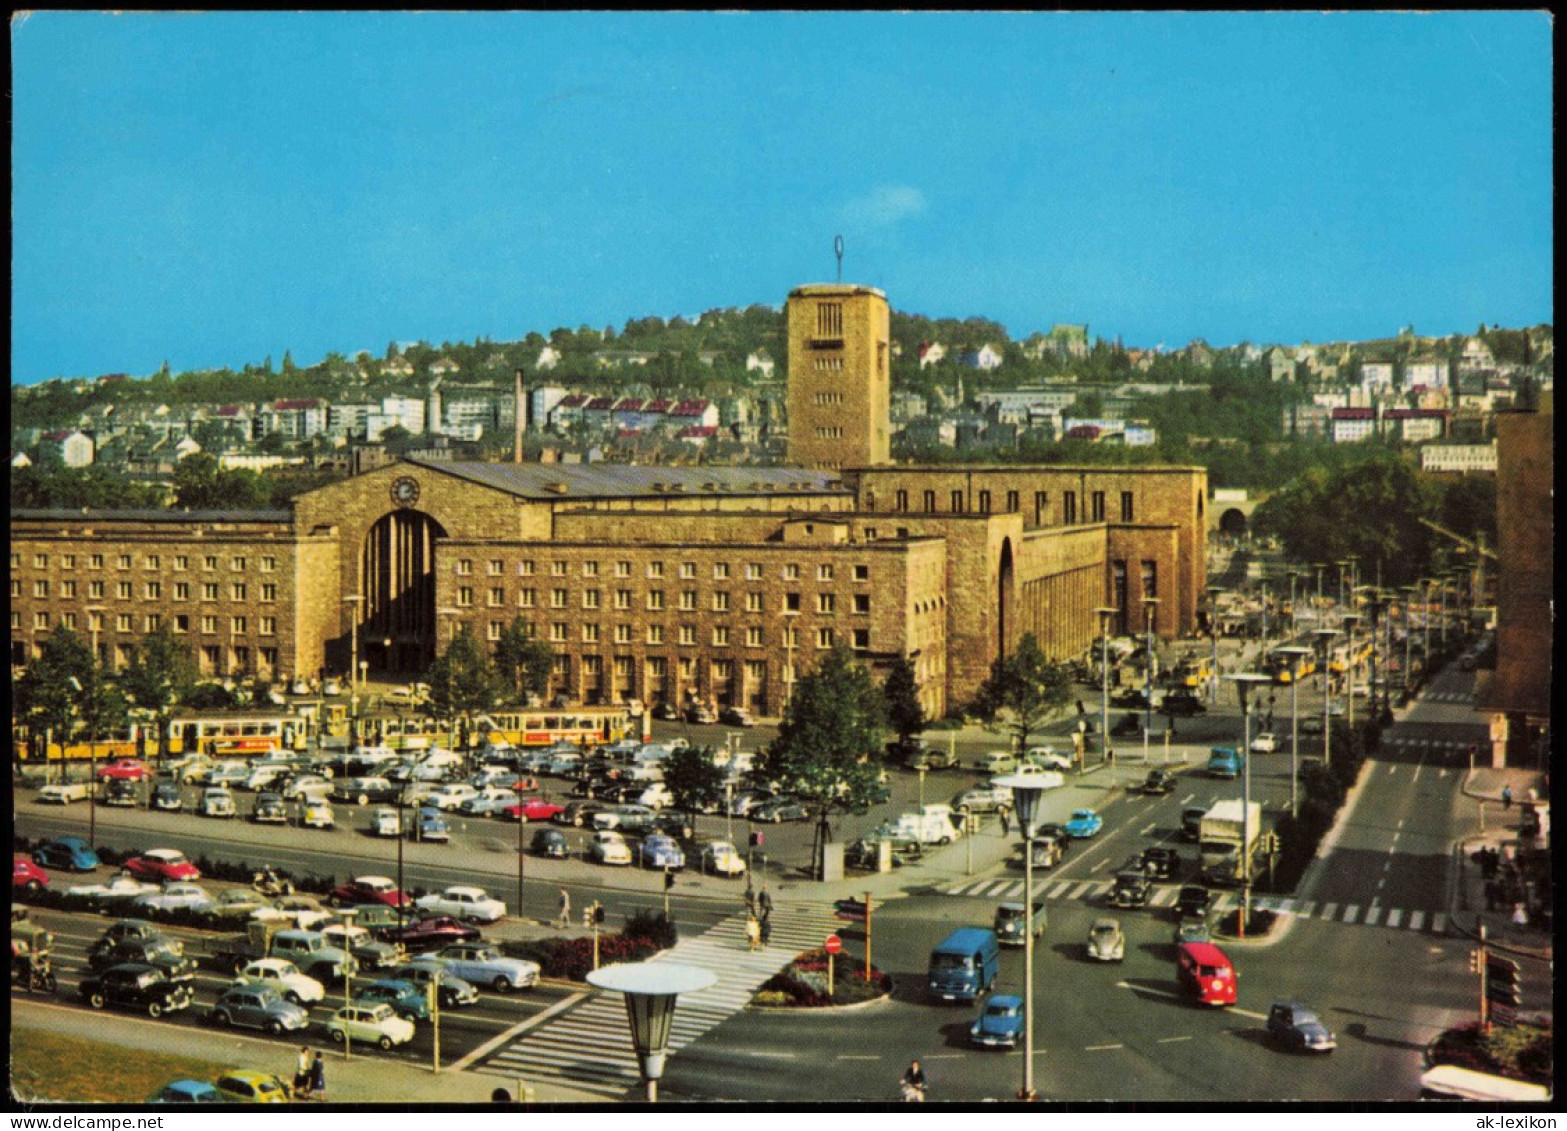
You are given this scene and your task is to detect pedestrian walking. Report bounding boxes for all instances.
[1502,785,1513,810]
[745,914,761,951]
[309,1050,326,1103]
[999,807,1011,836]
[759,914,772,947]
[744,879,757,917]
[1512,902,1528,928]
[758,887,773,918]
[557,888,571,929]
[293,1046,312,1099]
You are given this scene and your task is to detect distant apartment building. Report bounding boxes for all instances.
[954,344,1005,371]
[917,341,947,369]
[258,399,328,441]
[1420,442,1497,474]
[1281,402,1332,439]
[1330,407,1378,443]
[1358,362,1395,389]
[530,386,568,431]
[329,402,374,440]
[1265,347,1296,383]
[37,429,96,468]
[1404,359,1451,388]
[1382,408,1447,443]
[1023,324,1090,361]
[366,395,428,441]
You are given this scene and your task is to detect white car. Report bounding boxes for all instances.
[589,830,633,866]
[199,788,238,818]
[37,782,92,804]
[426,783,479,811]
[989,765,1065,791]
[236,957,325,1005]
[637,783,673,810]
[1025,747,1074,772]
[68,873,160,905]
[134,882,214,913]
[326,1003,415,1049]
[244,766,289,792]
[414,885,507,924]
[1250,732,1278,754]
[458,788,519,817]
[700,841,747,877]
[370,808,401,837]
[302,801,335,829]
[283,775,333,802]
[322,678,344,697]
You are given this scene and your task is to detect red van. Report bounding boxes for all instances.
[1176,941,1237,1006]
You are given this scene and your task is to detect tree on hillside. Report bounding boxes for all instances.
[173,453,268,510]
[882,654,927,745]
[972,633,1074,752]
[761,645,889,873]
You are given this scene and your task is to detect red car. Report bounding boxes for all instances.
[389,915,482,953]
[96,759,152,782]
[122,848,202,882]
[503,798,566,823]
[331,875,412,910]
[13,857,50,894]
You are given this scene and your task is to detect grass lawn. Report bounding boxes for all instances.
[10,1025,231,1105]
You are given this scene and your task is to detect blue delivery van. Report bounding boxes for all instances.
[927,927,1001,1003]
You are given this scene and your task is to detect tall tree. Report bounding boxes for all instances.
[972,633,1074,751]
[493,618,554,703]
[120,624,198,765]
[426,625,500,749]
[13,627,94,771]
[761,645,889,871]
[882,654,927,743]
[661,744,727,835]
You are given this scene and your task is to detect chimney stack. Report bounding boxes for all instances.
[514,367,526,464]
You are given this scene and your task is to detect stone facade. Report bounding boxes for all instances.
[786,284,891,469]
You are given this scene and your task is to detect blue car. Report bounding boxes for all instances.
[35,836,99,872]
[638,834,686,871]
[148,1079,225,1104]
[1064,809,1103,839]
[969,994,1025,1048]
[354,978,431,1022]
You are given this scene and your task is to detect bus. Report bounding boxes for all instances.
[1418,1064,1550,1103]
[476,706,634,748]
[1327,639,1373,676]
[1265,648,1316,685]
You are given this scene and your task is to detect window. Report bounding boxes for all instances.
[261,583,277,602]
[1063,491,1078,524]
[582,624,600,644]
[231,583,247,601]
[174,615,189,633]
[550,561,567,577]
[745,563,763,581]
[456,559,473,576]
[614,624,633,644]
[679,590,697,611]
[519,560,536,577]
[174,582,190,601]
[978,490,992,514]
[647,562,664,579]
[62,612,77,630]
[679,562,697,580]
[817,594,836,614]
[712,626,731,646]
[784,593,801,613]
[853,629,871,650]
[1141,560,1158,603]
[951,490,965,513]
[489,587,506,607]
[746,626,764,647]
[88,612,104,633]
[203,556,218,571]
[1091,491,1106,522]
[458,586,473,607]
[854,564,869,582]
[679,657,696,681]
[146,582,162,600]
[488,559,504,576]
[202,581,219,601]
[1034,491,1047,525]
[117,581,133,600]
[231,616,247,634]
[261,556,276,572]
[519,589,536,608]
[583,561,599,578]
[745,592,764,613]
[487,621,503,641]
[854,594,870,614]
[712,592,730,612]
[145,555,160,570]
[816,627,834,649]
[583,589,601,610]
[647,625,665,645]
[678,625,697,646]
[1006,490,1020,513]
[61,580,76,599]
[816,301,844,337]
[550,623,568,643]
[174,555,187,571]
[896,489,908,512]
[551,588,568,609]
[647,590,666,611]
[783,627,799,648]
[34,613,51,630]
[784,564,800,581]
[1121,491,1135,522]
[713,562,730,580]
[88,580,104,599]
[260,617,276,636]
[230,556,246,572]
[923,490,936,511]
[201,615,219,634]
[33,580,48,598]
[817,564,833,582]
[614,589,632,610]
[615,560,632,578]
[9,580,19,598]
[118,554,132,570]
[91,554,104,569]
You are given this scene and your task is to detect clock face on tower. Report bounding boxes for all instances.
[390,476,420,507]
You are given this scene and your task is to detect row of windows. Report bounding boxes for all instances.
[456,559,870,583]
[483,620,868,651]
[884,488,1136,522]
[811,392,846,405]
[454,586,873,615]
[16,611,279,636]
[811,358,845,372]
[814,427,845,439]
[15,552,279,573]
[15,580,278,602]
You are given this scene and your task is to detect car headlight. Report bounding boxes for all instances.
[970,1023,982,1037]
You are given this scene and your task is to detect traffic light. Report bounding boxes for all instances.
[749,831,764,848]
[594,903,607,925]
[1486,956,1522,1007]
[1469,949,1483,974]
[664,868,675,891]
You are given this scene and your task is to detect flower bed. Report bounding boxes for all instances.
[1428,1018,1553,1087]
[752,948,892,1007]
[1213,908,1278,938]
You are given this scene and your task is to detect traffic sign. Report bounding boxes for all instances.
[824,934,843,955]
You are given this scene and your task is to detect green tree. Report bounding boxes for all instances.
[172,453,268,510]
[426,625,500,739]
[119,624,198,765]
[13,627,95,773]
[661,744,727,834]
[493,618,554,703]
[972,633,1074,751]
[761,645,889,871]
[882,654,927,743]
[78,667,130,771]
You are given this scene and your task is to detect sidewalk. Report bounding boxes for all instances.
[1452,767,1552,961]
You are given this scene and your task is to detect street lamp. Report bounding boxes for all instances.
[1339,614,1359,731]
[1095,607,1117,762]
[1275,646,1312,818]
[1313,629,1339,771]
[1141,597,1161,735]
[1400,585,1416,701]
[993,773,1046,1101]
[586,962,716,1102]
[1286,570,1300,635]
[343,595,364,744]
[1312,563,1326,627]
[1205,587,1223,705]
[1226,672,1272,936]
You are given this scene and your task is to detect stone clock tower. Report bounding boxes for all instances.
[785,283,891,469]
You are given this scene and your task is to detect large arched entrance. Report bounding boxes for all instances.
[1219,508,1248,537]
[997,537,1015,661]
[356,510,447,675]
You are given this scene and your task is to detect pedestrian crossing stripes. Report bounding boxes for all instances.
[1422,690,1476,704]
[471,903,838,1099]
[943,877,1449,935]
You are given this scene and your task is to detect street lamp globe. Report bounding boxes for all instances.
[587,962,716,1102]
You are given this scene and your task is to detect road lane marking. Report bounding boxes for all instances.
[1297,901,1316,917]
[1432,913,1446,934]
[837,1054,881,1060]
[1156,1036,1192,1044]
[740,1050,798,1059]
[1343,904,1360,924]
[1066,882,1093,899]
[1321,903,1338,920]
[1408,911,1425,931]
[1091,860,1111,873]
[1140,822,1156,835]
[1085,1043,1124,1051]
[1231,1006,1269,1021]
[924,1054,965,1060]
[452,991,587,1072]
[1382,859,1393,871]
[1046,881,1071,899]
[1364,906,1382,926]
[1386,909,1403,929]
[1387,765,1397,775]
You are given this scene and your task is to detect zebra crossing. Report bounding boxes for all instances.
[943,876,1447,935]
[1421,689,1476,705]
[1380,734,1475,763]
[472,903,838,1099]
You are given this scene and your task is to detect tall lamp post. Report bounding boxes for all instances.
[994,773,1046,1101]
[586,962,716,1102]
[84,607,106,824]
[1400,585,1417,700]
[1226,672,1273,936]
[1205,586,1224,704]
[343,595,364,740]
[1286,569,1300,636]
[1095,607,1117,762]
[1313,629,1339,771]
[1275,646,1312,818]
[1141,597,1161,736]
[1339,614,1359,731]
[1312,563,1326,627]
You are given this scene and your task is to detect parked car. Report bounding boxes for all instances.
[80,962,196,1018]
[235,958,324,1005]
[432,943,540,993]
[96,758,153,782]
[1173,915,1211,945]
[151,783,184,811]
[354,978,431,1022]
[301,800,335,829]
[1161,692,1207,717]
[415,885,507,924]
[952,784,1013,815]
[98,918,164,946]
[68,873,161,909]
[251,792,288,824]
[1299,716,1325,736]
[410,807,450,843]
[652,701,680,721]
[425,783,479,811]
[1140,769,1176,796]
[1064,809,1104,838]
[102,778,141,807]
[325,1003,415,1050]
[208,984,310,1035]
[332,776,400,806]
[1140,846,1181,879]
[124,848,202,883]
[458,788,520,818]
[555,800,606,827]
[969,994,1025,1049]
[752,798,810,824]
[718,705,754,727]
[14,857,50,894]
[148,1080,225,1104]
[34,836,98,873]
[504,797,567,823]
[1086,918,1126,962]
[1035,824,1072,856]
[390,960,480,1008]
[134,882,214,914]
[639,834,686,870]
[331,876,412,910]
[593,804,656,833]
[684,704,717,725]
[700,840,747,877]
[531,827,570,858]
[1024,746,1073,772]
[589,830,634,866]
[211,1070,293,1104]
[1250,732,1278,754]
[37,781,93,805]
[1110,870,1152,909]
[1267,1001,1337,1053]
[1176,885,1212,919]
[87,935,197,980]
[198,788,237,818]
[388,916,481,953]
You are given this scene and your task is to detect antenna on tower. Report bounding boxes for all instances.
[834,235,844,283]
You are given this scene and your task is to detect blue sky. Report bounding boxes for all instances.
[12,11,1553,383]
